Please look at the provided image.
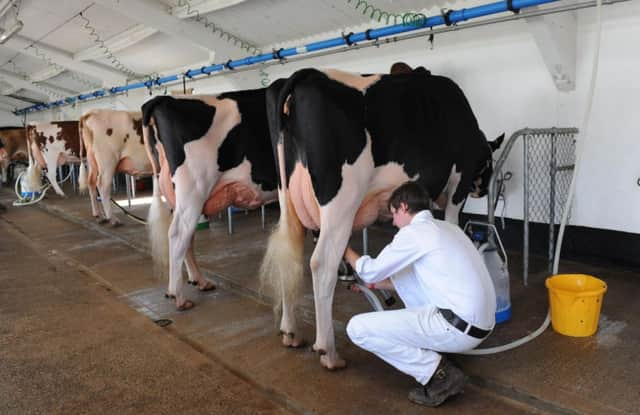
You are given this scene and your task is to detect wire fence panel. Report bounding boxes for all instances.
[525,132,576,224]
[489,128,577,285]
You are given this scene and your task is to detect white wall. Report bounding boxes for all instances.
[0,109,23,126]
[20,0,640,234]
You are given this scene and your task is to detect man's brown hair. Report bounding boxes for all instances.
[390,62,413,75]
[388,181,431,214]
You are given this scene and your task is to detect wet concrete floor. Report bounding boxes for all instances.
[1,187,638,414]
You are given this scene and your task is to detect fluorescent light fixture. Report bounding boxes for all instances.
[0,19,23,44]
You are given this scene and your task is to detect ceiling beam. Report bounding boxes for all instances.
[526,11,577,91]
[0,67,66,95]
[3,34,128,86]
[170,0,247,18]
[2,93,43,105]
[74,24,158,61]
[0,101,18,112]
[0,94,30,105]
[0,69,70,99]
[29,66,65,82]
[94,0,251,60]
[0,85,18,95]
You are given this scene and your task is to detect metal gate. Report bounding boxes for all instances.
[488,128,578,285]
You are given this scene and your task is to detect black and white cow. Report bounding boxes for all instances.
[260,68,503,369]
[141,87,281,310]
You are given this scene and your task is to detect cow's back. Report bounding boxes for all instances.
[216,88,278,192]
[365,73,489,201]
[146,91,277,191]
[84,110,145,157]
[282,70,369,205]
[29,121,81,160]
[280,69,492,219]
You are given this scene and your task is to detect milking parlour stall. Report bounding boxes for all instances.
[0,0,637,413]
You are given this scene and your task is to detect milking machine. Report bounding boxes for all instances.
[464,221,512,324]
[12,157,49,206]
[12,157,74,207]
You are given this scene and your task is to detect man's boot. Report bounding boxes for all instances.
[408,356,468,407]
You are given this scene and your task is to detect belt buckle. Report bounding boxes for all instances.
[462,322,472,335]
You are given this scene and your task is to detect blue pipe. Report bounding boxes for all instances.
[15,0,560,115]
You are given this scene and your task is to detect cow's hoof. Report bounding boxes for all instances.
[187,281,197,285]
[164,293,176,299]
[109,221,122,228]
[320,354,347,371]
[97,218,108,224]
[176,300,195,311]
[198,281,216,292]
[281,333,306,348]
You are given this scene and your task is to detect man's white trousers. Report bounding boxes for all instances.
[347,305,484,385]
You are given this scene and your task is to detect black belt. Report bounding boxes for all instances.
[438,308,492,339]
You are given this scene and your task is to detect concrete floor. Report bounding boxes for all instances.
[1,185,638,414]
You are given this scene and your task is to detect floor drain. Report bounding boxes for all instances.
[154,319,172,327]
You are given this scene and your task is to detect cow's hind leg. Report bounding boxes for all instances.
[443,165,464,225]
[311,211,358,370]
[1,160,7,184]
[96,158,120,226]
[46,166,65,197]
[167,188,208,310]
[260,189,306,348]
[86,158,103,220]
[185,235,215,291]
[310,160,370,369]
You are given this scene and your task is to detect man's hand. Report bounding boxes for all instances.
[343,245,360,269]
[347,278,396,292]
[0,148,7,161]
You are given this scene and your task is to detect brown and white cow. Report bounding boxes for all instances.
[0,126,28,184]
[260,68,503,369]
[27,121,80,196]
[78,109,152,226]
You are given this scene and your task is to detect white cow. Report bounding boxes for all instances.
[27,121,80,196]
[78,109,152,226]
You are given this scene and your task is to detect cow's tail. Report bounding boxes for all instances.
[147,175,170,280]
[142,107,170,281]
[275,68,323,132]
[259,141,305,319]
[24,128,42,191]
[77,112,92,193]
[141,97,165,176]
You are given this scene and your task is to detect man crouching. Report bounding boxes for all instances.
[344,181,496,407]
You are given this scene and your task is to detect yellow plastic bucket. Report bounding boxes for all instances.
[545,274,607,337]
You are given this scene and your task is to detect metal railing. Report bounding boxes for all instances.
[488,127,578,285]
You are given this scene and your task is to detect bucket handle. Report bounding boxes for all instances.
[547,283,607,298]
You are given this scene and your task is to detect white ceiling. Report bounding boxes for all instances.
[0,0,473,110]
